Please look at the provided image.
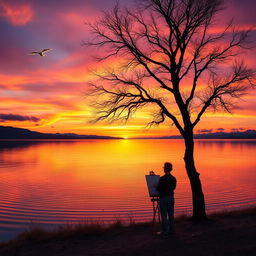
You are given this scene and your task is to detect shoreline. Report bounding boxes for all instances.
[0,207,255,256]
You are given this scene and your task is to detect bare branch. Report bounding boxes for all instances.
[88,70,184,133]
[193,61,256,127]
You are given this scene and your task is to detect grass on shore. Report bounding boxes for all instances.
[1,207,255,247]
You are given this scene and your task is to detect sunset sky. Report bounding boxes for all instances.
[0,0,255,138]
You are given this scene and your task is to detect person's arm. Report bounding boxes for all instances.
[171,177,177,191]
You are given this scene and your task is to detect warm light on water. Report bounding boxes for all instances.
[0,139,255,241]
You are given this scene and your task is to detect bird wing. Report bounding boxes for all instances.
[29,51,40,55]
[41,48,52,53]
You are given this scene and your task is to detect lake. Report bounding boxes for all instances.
[0,139,255,241]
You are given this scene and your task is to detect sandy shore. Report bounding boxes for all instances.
[0,208,255,256]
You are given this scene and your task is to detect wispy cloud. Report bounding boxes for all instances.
[197,129,213,133]
[216,128,225,131]
[0,113,40,122]
[231,128,245,132]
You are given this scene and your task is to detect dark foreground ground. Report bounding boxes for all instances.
[0,208,255,256]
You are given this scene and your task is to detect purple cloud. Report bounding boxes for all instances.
[0,114,40,122]
[216,128,225,131]
[231,128,245,132]
[197,129,213,133]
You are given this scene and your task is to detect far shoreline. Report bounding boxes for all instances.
[1,126,256,140]
[0,138,256,141]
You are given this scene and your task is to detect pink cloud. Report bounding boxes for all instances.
[0,2,33,26]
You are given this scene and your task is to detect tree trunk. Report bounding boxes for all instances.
[183,131,207,220]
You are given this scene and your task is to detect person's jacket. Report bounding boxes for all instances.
[156,174,176,198]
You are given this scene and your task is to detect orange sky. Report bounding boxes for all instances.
[0,0,255,138]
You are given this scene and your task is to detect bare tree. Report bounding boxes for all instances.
[85,0,255,220]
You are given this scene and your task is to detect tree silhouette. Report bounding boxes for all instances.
[85,0,255,220]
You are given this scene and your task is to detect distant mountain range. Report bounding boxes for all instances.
[0,126,255,140]
[142,130,256,139]
[194,130,256,139]
[0,126,120,139]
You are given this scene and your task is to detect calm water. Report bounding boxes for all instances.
[0,139,255,241]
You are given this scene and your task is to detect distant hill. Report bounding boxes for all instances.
[0,126,121,140]
[136,130,256,139]
[1,126,255,140]
[194,130,256,139]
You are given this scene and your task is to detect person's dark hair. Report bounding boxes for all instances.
[164,162,172,172]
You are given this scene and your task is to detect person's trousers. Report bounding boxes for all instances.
[159,196,174,234]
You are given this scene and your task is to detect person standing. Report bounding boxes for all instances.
[156,162,176,236]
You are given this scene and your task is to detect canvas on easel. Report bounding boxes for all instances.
[145,174,160,197]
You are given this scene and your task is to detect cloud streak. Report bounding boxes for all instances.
[197,129,213,133]
[0,114,40,122]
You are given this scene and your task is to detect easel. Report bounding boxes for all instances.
[151,196,160,223]
[145,173,160,223]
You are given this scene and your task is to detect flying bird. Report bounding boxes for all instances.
[29,48,52,56]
